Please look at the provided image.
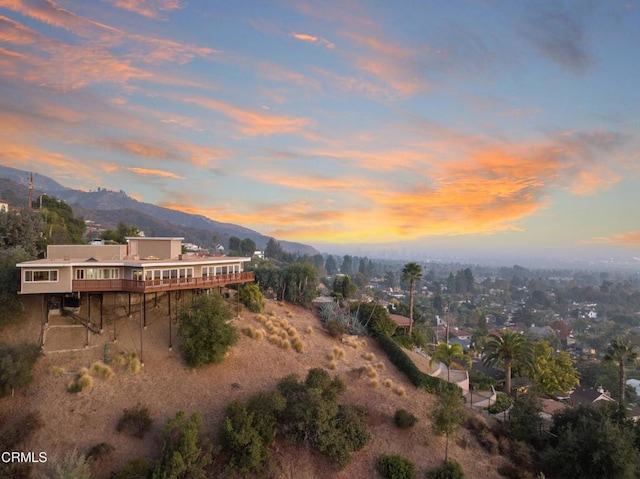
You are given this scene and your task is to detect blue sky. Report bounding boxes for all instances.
[0,0,639,259]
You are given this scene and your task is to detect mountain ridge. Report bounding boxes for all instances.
[0,165,318,255]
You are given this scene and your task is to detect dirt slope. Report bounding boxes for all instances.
[0,295,509,478]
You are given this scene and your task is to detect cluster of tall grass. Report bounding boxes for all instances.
[113,352,141,374]
[67,367,93,393]
[252,313,305,352]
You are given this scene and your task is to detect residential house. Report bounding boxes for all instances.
[0,199,8,212]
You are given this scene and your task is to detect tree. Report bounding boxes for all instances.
[430,388,467,463]
[341,255,353,275]
[333,275,357,300]
[228,236,241,254]
[0,247,32,326]
[0,343,41,397]
[177,294,238,368]
[0,209,44,257]
[429,342,471,383]
[100,221,139,244]
[240,238,256,256]
[281,262,317,306]
[239,283,264,313]
[325,255,338,276]
[401,262,422,335]
[482,330,531,395]
[544,404,640,479]
[528,340,579,395]
[604,337,638,406]
[152,411,212,479]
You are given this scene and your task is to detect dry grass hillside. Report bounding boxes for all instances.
[0,294,512,478]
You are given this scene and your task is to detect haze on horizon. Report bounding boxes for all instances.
[1,1,639,262]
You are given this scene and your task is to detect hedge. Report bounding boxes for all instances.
[375,334,460,394]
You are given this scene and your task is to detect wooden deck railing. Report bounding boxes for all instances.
[72,271,255,293]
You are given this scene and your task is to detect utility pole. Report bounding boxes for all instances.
[28,172,34,210]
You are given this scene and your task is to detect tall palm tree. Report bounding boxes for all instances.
[604,337,638,405]
[430,341,471,382]
[482,330,530,395]
[401,262,422,335]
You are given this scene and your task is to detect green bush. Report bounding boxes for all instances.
[48,449,91,479]
[375,334,458,394]
[277,368,369,469]
[0,412,43,479]
[488,392,511,414]
[178,294,238,368]
[351,302,397,336]
[426,460,465,479]
[326,319,347,338]
[117,403,153,439]
[221,401,272,475]
[394,409,417,429]
[0,342,41,397]
[109,458,152,479]
[376,454,416,479]
[152,411,212,479]
[86,442,114,461]
[239,284,264,313]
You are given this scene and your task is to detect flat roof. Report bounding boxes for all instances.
[17,256,251,268]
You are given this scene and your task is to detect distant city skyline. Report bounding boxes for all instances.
[1,1,639,261]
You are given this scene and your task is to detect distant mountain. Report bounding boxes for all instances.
[0,166,318,255]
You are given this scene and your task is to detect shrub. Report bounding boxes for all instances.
[395,386,406,397]
[86,442,114,461]
[326,320,346,338]
[68,368,93,393]
[292,337,304,353]
[178,294,238,368]
[127,356,141,374]
[351,302,397,337]
[370,378,379,388]
[48,449,91,479]
[394,409,417,429]
[152,411,212,479]
[0,342,41,397]
[488,392,512,414]
[90,361,115,380]
[376,454,416,479]
[117,403,153,439]
[426,460,465,479]
[50,365,66,377]
[0,411,43,478]
[110,458,152,479]
[384,378,394,388]
[306,326,313,334]
[239,284,264,313]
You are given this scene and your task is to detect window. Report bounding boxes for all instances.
[25,270,58,282]
[76,269,85,280]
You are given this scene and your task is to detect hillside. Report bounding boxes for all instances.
[0,296,511,478]
[0,165,318,255]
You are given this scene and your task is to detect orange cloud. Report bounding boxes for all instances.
[101,0,184,19]
[584,231,640,246]
[176,94,312,136]
[291,32,335,49]
[125,167,185,180]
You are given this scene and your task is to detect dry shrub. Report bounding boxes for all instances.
[50,366,66,377]
[281,339,291,351]
[68,368,93,393]
[269,310,276,317]
[90,361,115,380]
[286,311,293,318]
[332,346,345,360]
[329,360,337,370]
[279,318,290,328]
[279,330,289,340]
[255,329,266,340]
[370,378,379,388]
[292,338,304,353]
[367,366,378,379]
[360,340,367,347]
[287,327,298,337]
[375,361,386,370]
[127,357,141,374]
[346,337,360,349]
[241,326,255,338]
[306,326,313,334]
[364,352,376,361]
[256,314,267,324]
[384,379,394,388]
[395,386,406,397]
[268,334,282,346]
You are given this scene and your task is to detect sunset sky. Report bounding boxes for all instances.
[1,0,639,260]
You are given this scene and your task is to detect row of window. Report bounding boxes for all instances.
[24,270,58,282]
[25,264,243,284]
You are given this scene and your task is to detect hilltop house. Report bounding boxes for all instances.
[17,236,254,296]
[16,237,255,355]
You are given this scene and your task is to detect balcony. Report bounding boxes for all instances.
[72,272,255,293]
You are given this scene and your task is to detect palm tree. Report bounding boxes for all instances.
[482,330,530,395]
[604,337,638,405]
[401,262,422,335]
[430,341,471,382]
